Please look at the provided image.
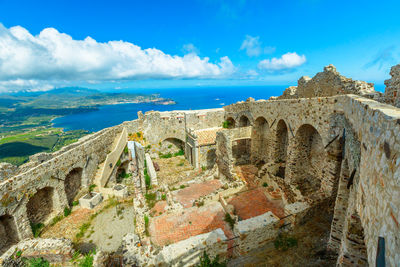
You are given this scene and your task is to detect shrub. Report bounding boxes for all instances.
[262,182,268,187]
[159,152,172,159]
[222,120,231,129]
[24,257,50,267]
[274,234,298,251]
[161,194,167,201]
[202,166,206,171]
[51,215,64,226]
[197,251,226,267]
[136,132,141,137]
[124,146,129,154]
[180,184,186,189]
[144,168,151,188]
[224,213,235,230]
[88,184,96,193]
[30,222,44,238]
[64,207,72,217]
[116,159,121,167]
[72,200,80,206]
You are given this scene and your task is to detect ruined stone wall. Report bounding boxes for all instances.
[274,65,379,101]
[0,124,123,241]
[384,64,400,108]
[223,94,400,266]
[140,108,224,144]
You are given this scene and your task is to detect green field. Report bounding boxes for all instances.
[0,128,88,165]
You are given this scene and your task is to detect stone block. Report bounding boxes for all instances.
[113,184,128,198]
[79,192,103,209]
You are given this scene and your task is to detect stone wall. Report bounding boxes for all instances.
[384,64,400,108]
[274,65,379,100]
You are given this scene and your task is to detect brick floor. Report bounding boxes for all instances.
[149,202,233,246]
[150,201,167,217]
[228,188,285,220]
[173,179,222,208]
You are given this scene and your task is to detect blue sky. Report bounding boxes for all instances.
[0,0,399,92]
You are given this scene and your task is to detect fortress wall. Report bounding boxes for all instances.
[224,95,400,266]
[336,95,400,266]
[0,124,123,241]
[141,108,224,144]
[384,64,400,108]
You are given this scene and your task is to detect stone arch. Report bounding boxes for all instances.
[226,117,236,128]
[64,167,83,206]
[239,115,250,127]
[0,214,19,253]
[291,124,326,197]
[26,187,56,225]
[116,160,130,183]
[274,119,288,164]
[251,117,269,165]
[161,137,185,154]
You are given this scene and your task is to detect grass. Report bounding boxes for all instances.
[144,168,151,188]
[76,223,91,239]
[197,251,226,267]
[145,192,157,209]
[161,194,167,201]
[23,257,50,267]
[144,215,149,236]
[274,234,298,251]
[222,120,232,129]
[159,149,184,159]
[64,206,72,217]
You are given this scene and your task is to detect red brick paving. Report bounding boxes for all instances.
[228,188,285,220]
[173,179,222,208]
[150,201,167,217]
[149,202,234,246]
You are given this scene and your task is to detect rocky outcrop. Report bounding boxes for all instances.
[384,64,400,108]
[0,163,17,181]
[275,65,378,100]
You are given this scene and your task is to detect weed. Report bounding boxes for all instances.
[224,213,235,230]
[64,206,72,217]
[23,257,50,267]
[262,182,268,187]
[144,215,149,236]
[180,184,186,189]
[197,251,226,267]
[222,120,231,129]
[274,234,298,251]
[116,159,121,167]
[72,200,80,206]
[161,194,166,201]
[30,222,44,238]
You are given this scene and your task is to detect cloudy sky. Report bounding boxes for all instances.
[0,0,399,92]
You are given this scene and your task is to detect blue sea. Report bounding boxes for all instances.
[52,86,286,132]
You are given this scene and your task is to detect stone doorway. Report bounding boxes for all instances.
[0,214,19,253]
[65,167,83,206]
[26,187,55,225]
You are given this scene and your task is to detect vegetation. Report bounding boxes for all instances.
[144,215,150,236]
[224,213,235,229]
[116,159,121,166]
[64,206,72,217]
[197,251,226,267]
[145,192,157,209]
[124,145,129,154]
[88,184,96,194]
[72,200,80,206]
[78,252,94,267]
[144,168,151,188]
[23,257,50,267]
[274,234,298,251]
[161,194,167,201]
[263,182,268,187]
[159,149,184,159]
[222,120,231,129]
[30,222,44,238]
[76,223,91,239]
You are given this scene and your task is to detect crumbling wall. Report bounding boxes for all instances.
[216,131,234,180]
[384,63,400,108]
[275,65,377,100]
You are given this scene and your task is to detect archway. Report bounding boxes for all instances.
[251,117,269,165]
[64,167,83,206]
[116,160,130,183]
[291,124,326,197]
[239,115,250,127]
[26,187,55,225]
[160,138,185,155]
[274,120,288,178]
[0,214,19,252]
[226,117,236,129]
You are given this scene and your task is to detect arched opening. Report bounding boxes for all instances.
[239,115,250,127]
[226,117,235,129]
[27,187,55,225]
[274,120,288,178]
[0,214,19,253]
[206,148,217,169]
[292,124,326,197]
[116,160,130,183]
[64,167,83,206]
[251,117,269,166]
[160,138,185,155]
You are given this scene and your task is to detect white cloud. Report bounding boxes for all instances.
[0,24,235,92]
[240,35,275,57]
[258,52,306,71]
[182,43,199,55]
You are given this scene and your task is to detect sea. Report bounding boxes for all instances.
[52,84,385,132]
[52,86,286,132]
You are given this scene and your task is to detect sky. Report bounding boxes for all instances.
[0,0,399,92]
